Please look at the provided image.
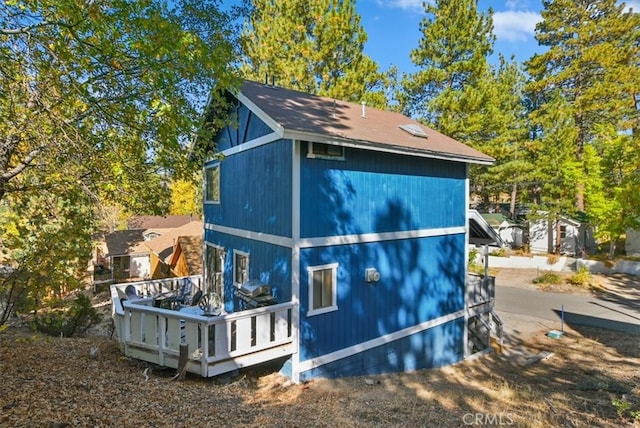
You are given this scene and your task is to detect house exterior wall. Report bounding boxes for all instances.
[129,254,150,279]
[171,246,189,277]
[296,145,468,379]
[297,234,466,380]
[148,252,164,279]
[204,99,470,380]
[204,228,292,313]
[529,218,578,255]
[626,229,640,257]
[299,143,466,237]
[204,141,292,238]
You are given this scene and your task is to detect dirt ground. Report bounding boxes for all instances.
[1,269,639,428]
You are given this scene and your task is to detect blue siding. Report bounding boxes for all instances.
[214,103,274,152]
[298,233,465,362]
[204,141,292,238]
[299,318,464,380]
[300,144,466,238]
[204,229,292,313]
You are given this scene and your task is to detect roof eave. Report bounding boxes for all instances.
[284,130,495,166]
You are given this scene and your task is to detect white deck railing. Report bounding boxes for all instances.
[110,277,294,377]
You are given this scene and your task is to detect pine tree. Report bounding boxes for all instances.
[525,0,640,213]
[400,0,494,129]
[240,0,388,107]
[401,1,530,210]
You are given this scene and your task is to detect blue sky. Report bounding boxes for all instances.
[357,0,640,75]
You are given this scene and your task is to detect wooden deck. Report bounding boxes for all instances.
[111,277,294,378]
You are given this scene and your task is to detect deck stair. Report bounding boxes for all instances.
[466,272,503,357]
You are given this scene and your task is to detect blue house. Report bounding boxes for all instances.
[201,80,495,382]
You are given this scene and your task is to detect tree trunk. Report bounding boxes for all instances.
[608,238,616,260]
[510,183,517,219]
[555,216,562,254]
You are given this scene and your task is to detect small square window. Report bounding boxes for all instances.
[233,250,249,286]
[205,164,220,203]
[307,263,338,316]
[307,142,345,160]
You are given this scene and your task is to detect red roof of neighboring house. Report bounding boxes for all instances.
[237,80,494,165]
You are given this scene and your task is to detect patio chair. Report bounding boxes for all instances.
[177,278,192,304]
[190,290,203,306]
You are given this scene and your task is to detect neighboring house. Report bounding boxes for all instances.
[127,215,194,231]
[528,214,596,256]
[479,212,524,249]
[103,230,150,281]
[202,80,493,381]
[144,221,203,279]
[168,235,203,277]
[625,229,640,257]
[468,210,505,248]
[97,218,202,283]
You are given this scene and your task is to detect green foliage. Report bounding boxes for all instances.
[0,183,94,323]
[489,248,506,257]
[32,294,102,337]
[401,1,529,206]
[240,0,389,108]
[169,175,202,217]
[566,266,594,289]
[524,0,640,214]
[401,0,494,124]
[532,271,562,285]
[0,0,242,206]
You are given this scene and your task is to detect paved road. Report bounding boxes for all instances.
[494,285,640,342]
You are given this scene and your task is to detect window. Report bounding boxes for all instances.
[307,142,345,160]
[205,245,225,307]
[233,250,249,286]
[205,164,220,203]
[560,225,567,239]
[112,256,130,281]
[307,263,338,316]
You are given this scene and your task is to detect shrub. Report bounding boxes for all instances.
[532,271,562,285]
[32,294,101,337]
[566,266,594,289]
[490,248,507,257]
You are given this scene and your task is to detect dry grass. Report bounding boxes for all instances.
[1,323,639,427]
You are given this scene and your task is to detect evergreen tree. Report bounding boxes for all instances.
[525,0,640,212]
[402,0,530,210]
[400,0,494,130]
[240,0,388,108]
[469,57,532,212]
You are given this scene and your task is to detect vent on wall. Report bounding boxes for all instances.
[399,124,428,138]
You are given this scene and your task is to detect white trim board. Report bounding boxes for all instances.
[297,309,465,374]
[204,223,294,248]
[298,226,466,248]
[204,224,465,249]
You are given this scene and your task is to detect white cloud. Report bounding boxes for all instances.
[493,10,541,42]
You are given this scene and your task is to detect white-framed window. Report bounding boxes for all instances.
[233,250,249,286]
[307,263,338,316]
[306,142,345,160]
[204,164,220,203]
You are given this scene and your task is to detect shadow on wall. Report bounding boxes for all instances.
[298,169,465,374]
